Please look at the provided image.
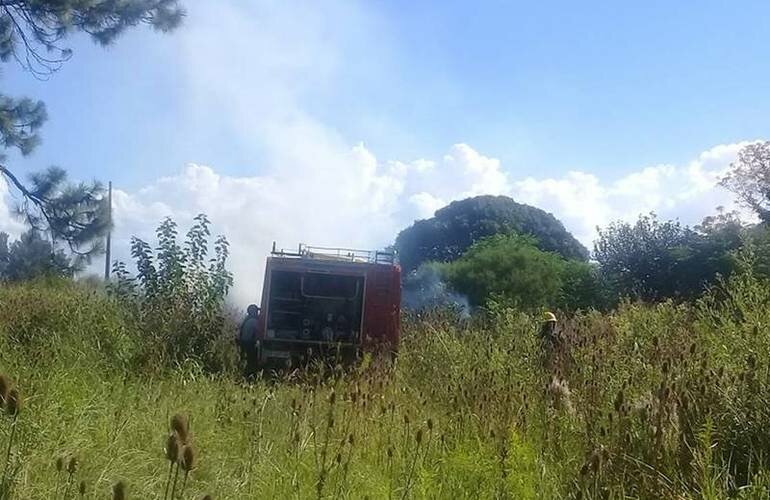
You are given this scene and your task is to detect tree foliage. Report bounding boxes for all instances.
[441,234,603,311]
[395,195,589,273]
[0,228,74,281]
[560,258,612,311]
[594,212,742,302]
[109,214,234,371]
[0,95,47,155]
[2,165,110,255]
[0,0,185,257]
[720,141,770,224]
[0,0,184,77]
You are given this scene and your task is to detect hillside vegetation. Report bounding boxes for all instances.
[395,195,590,273]
[2,267,770,498]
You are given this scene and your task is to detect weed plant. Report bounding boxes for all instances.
[2,266,770,497]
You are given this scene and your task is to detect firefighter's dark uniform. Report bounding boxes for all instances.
[238,305,260,377]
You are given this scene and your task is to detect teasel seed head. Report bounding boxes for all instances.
[348,433,354,446]
[328,390,336,405]
[112,481,126,500]
[202,495,213,500]
[181,445,196,472]
[165,433,180,462]
[170,414,189,443]
[335,452,342,465]
[427,418,434,431]
[67,456,79,474]
[6,387,21,417]
[79,480,87,497]
[56,456,64,472]
[386,446,393,458]
[416,428,423,445]
[589,450,601,473]
[613,391,624,413]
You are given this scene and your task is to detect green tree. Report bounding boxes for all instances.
[0,229,74,281]
[560,259,612,311]
[720,141,770,223]
[739,224,770,279]
[442,234,567,311]
[395,195,589,272]
[594,212,742,302]
[110,214,234,371]
[0,0,184,255]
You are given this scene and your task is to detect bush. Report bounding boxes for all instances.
[109,214,238,372]
[3,249,770,497]
[441,234,605,311]
[0,279,137,372]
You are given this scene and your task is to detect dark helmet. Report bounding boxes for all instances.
[247,304,259,317]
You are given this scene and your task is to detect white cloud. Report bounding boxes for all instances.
[510,141,757,245]
[100,140,754,306]
[0,1,757,309]
[0,178,29,238]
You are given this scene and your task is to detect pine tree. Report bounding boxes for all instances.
[0,0,185,257]
[0,229,75,281]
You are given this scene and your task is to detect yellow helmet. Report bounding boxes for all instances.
[543,311,557,323]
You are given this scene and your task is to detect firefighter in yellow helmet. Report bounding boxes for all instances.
[539,311,560,371]
[540,311,558,343]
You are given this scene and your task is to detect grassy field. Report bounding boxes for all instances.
[2,273,770,499]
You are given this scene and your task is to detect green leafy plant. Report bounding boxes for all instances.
[109,214,235,372]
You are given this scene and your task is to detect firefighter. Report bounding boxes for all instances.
[238,304,260,377]
[539,311,560,371]
[540,311,558,344]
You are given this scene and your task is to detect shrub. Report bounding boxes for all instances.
[109,214,237,372]
[0,278,137,371]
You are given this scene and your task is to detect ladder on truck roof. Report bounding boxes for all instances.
[271,242,395,265]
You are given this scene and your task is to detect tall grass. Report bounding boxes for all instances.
[2,271,770,497]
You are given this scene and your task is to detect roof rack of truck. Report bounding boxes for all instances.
[271,242,395,265]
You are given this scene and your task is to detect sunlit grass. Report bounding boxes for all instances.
[2,274,770,498]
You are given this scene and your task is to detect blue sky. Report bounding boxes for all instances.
[5,0,769,182]
[1,0,768,302]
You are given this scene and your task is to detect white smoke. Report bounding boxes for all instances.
[0,1,758,309]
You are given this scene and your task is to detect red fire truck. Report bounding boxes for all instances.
[254,243,401,366]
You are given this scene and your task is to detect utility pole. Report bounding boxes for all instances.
[104,181,112,281]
